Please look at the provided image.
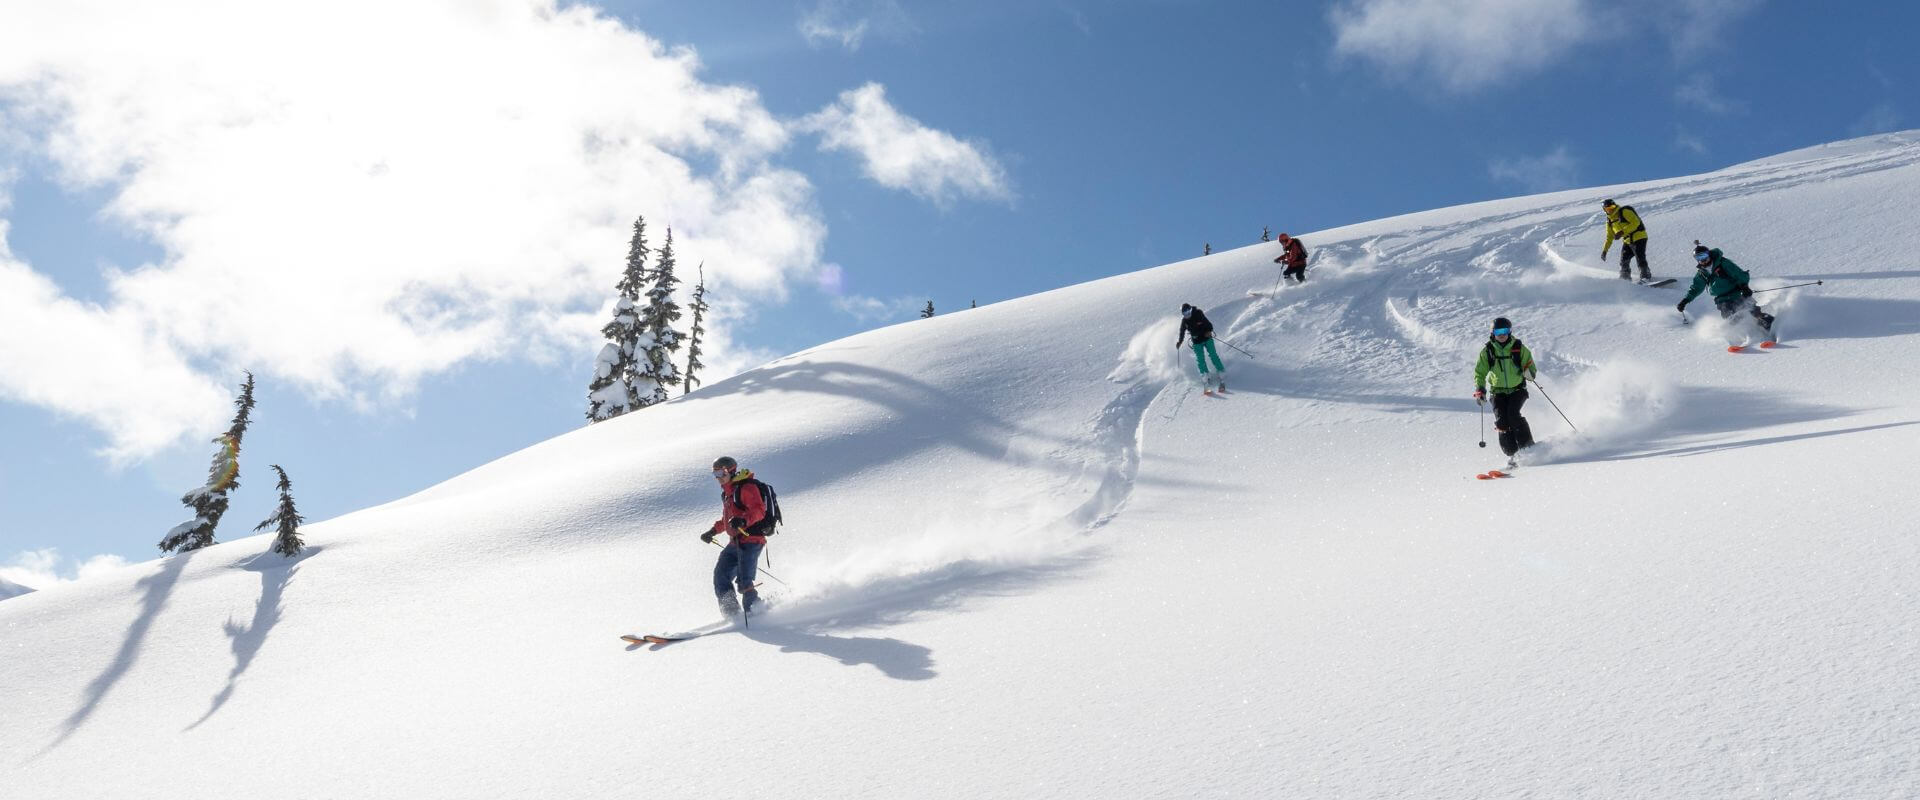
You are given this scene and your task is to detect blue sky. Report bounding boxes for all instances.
[1,0,1914,585]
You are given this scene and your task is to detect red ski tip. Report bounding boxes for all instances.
[1726,345,1744,353]
[1476,473,1492,480]
[1759,341,1777,348]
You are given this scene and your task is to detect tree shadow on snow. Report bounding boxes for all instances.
[43,552,192,753]
[1601,420,1920,462]
[1771,295,1920,342]
[1543,386,1887,464]
[185,547,322,730]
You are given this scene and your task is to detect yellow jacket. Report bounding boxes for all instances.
[1602,205,1648,255]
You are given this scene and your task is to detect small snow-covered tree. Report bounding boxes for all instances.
[255,464,306,558]
[631,227,685,408]
[159,372,257,553]
[921,301,935,318]
[970,299,977,309]
[588,216,650,422]
[1204,242,1212,255]
[1262,226,1271,242]
[683,262,709,396]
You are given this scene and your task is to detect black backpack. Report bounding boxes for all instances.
[1482,337,1529,386]
[736,477,784,535]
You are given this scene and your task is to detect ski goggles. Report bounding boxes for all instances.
[1694,250,1712,262]
[712,468,728,479]
[1492,327,1511,336]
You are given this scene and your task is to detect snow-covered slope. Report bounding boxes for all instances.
[0,575,32,600]
[5,133,1919,798]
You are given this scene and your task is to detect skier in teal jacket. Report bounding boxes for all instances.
[1678,244,1775,332]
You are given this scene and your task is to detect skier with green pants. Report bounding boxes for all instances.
[1177,303,1226,393]
[1472,316,1537,468]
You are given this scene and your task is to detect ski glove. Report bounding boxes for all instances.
[729,516,748,531]
[700,530,718,544]
[1740,285,1754,298]
[1473,389,1486,405]
[1676,301,1688,313]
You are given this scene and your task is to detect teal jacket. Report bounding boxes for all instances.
[1681,249,1753,306]
[1474,337,1536,394]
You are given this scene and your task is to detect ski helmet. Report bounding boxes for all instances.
[1602,198,1616,208]
[1180,303,1194,316]
[1277,232,1291,242]
[1491,317,1513,335]
[712,456,738,471]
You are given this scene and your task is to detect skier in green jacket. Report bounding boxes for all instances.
[1678,244,1776,336]
[1472,316,1537,467]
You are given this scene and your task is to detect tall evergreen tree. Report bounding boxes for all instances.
[255,465,306,558]
[631,227,685,407]
[921,301,935,318]
[588,216,650,422]
[159,372,257,553]
[683,262,709,396]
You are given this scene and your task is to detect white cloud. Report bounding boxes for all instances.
[799,0,916,52]
[1329,0,1592,92]
[1489,145,1580,192]
[800,83,1012,205]
[1,548,132,590]
[831,294,924,325]
[1673,128,1709,155]
[1675,73,1744,114]
[1329,0,1764,91]
[0,0,832,460]
[1848,102,1901,137]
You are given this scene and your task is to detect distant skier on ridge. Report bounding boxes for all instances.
[1678,243,1776,348]
[1176,303,1227,395]
[1273,232,1310,284]
[1472,317,1537,468]
[1600,199,1656,283]
[700,456,774,619]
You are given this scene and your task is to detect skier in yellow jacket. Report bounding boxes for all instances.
[1600,198,1655,283]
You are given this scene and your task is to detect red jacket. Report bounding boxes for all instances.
[712,472,770,544]
[1277,237,1308,268]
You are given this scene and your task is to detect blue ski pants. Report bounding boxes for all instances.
[1191,339,1224,374]
[713,540,764,601]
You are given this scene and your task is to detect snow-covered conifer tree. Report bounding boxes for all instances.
[683,262,709,396]
[587,216,650,422]
[921,301,935,318]
[1262,226,1271,242]
[1204,242,1212,255]
[255,464,306,558]
[630,227,684,408]
[159,372,257,553]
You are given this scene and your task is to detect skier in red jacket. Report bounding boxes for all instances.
[700,456,771,618]
[1274,233,1309,283]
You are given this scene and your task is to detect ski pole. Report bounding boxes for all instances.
[1529,379,1576,432]
[709,536,789,586]
[1752,280,1822,295]
[1478,395,1487,448]
[1215,336,1256,358]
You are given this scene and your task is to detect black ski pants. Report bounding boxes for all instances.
[1283,263,1306,282]
[1490,388,1534,457]
[1713,294,1775,330]
[1617,239,1651,280]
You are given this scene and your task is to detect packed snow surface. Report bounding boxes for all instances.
[5,132,1919,798]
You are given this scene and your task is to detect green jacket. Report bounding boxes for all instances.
[1681,249,1752,306]
[1474,337,1536,394]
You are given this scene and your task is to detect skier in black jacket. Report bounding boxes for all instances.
[1176,303,1226,393]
